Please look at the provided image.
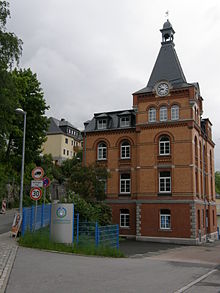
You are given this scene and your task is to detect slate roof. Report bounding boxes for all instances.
[84,109,136,133]
[134,20,193,95]
[47,117,82,140]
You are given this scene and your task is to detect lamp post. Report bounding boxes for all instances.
[15,108,27,217]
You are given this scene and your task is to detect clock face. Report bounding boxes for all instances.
[156,82,169,97]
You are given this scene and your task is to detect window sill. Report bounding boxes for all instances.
[158,193,172,196]
[158,229,172,232]
[120,226,130,229]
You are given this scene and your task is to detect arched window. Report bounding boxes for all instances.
[148,107,156,122]
[120,209,130,228]
[159,136,170,155]
[171,105,179,120]
[160,106,167,121]
[120,141,130,159]
[97,142,107,160]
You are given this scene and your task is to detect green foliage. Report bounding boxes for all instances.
[215,171,220,194]
[63,192,112,225]
[19,228,124,258]
[0,1,22,69]
[7,68,50,164]
[64,160,109,201]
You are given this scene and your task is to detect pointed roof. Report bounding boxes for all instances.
[134,20,190,95]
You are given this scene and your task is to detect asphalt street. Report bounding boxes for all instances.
[0,209,17,234]
[6,246,220,293]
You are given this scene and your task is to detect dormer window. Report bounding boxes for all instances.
[97,119,107,129]
[120,117,130,127]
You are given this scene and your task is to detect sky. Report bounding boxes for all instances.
[7,0,220,169]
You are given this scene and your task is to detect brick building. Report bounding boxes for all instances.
[83,20,217,244]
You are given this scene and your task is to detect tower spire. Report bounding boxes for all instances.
[160,18,175,45]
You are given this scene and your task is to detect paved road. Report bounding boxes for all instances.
[6,247,219,293]
[0,209,17,234]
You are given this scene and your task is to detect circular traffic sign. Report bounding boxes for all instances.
[43,177,51,188]
[32,167,44,180]
[30,187,42,201]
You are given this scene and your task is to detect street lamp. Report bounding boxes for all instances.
[15,108,27,217]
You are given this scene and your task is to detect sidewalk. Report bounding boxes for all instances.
[0,233,18,293]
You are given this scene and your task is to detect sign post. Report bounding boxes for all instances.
[30,187,42,231]
[43,177,51,205]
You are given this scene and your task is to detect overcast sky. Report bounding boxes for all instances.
[8,0,220,169]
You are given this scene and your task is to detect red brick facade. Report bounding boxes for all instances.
[83,21,217,244]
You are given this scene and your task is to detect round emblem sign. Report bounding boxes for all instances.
[32,167,44,180]
[56,207,67,218]
[30,187,42,201]
[43,177,51,188]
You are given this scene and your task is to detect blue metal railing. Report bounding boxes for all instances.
[21,204,51,236]
[21,205,119,249]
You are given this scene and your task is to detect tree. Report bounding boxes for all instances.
[215,171,220,194]
[0,1,22,69]
[0,1,22,155]
[6,68,49,165]
[62,159,109,201]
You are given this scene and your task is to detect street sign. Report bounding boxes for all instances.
[32,167,44,180]
[43,177,51,188]
[30,187,42,201]
[31,180,43,188]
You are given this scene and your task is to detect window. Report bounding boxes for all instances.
[159,171,171,193]
[97,119,107,129]
[120,209,130,228]
[120,174,130,194]
[97,142,107,160]
[120,117,130,127]
[65,138,68,144]
[120,141,130,159]
[63,149,66,155]
[159,136,170,155]
[99,179,107,194]
[67,150,69,156]
[71,140,73,146]
[70,151,73,156]
[160,209,171,230]
[148,107,156,122]
[171,105,179,120]
[160,106,167,121]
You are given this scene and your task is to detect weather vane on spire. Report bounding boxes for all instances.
[165,10,169,20]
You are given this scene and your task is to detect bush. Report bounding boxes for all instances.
[61,192,112,226]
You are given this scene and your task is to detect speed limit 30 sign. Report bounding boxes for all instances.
[30,187,42,201]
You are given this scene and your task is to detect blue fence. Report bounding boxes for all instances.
[75,217,119,249]
[21,204,51,236]
[21,204,119,249]
[217,227,219,240]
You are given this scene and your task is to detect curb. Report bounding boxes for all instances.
[0,246,18,293]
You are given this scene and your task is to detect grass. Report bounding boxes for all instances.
[18,228,124,258]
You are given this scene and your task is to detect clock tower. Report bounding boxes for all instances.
[84,20,217,244]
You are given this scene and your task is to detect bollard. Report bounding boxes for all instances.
[0,199,6,214]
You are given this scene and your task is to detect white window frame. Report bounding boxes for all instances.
[148,107,156,122]
[97,143,107,160]
[120,174,131,194]
[97,119,107,129]
[159,137,170,155]
[120,210,130,228]
[171,105,179,120]
[160,213,171,230]
[120,141,130,159]
[120,116,130,127]
[160,106,167,121]
[159,172,171,193]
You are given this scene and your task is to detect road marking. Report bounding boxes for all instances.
[174,269,217,293]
